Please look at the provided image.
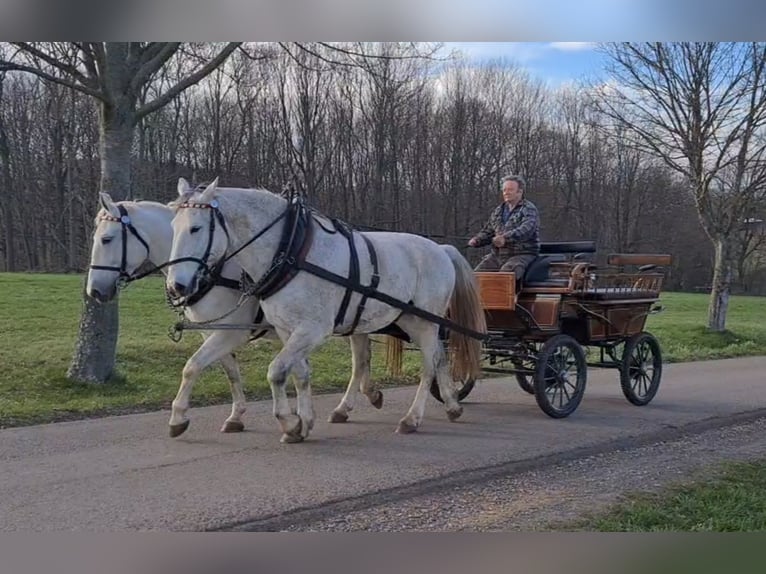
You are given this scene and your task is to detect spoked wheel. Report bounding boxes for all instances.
[620,332,662,406]
[533,334,587,418]
[429,377,475,403]
[512,359,535,394]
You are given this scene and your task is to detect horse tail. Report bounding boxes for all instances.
[441,245,487,381]
[384,335,404,378]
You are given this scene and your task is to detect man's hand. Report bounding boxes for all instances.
[468,237,479,247]
[492,234,506,248]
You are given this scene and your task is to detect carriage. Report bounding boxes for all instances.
[86,175,677,442]
[429,241,670,419]
[88,180,671,442]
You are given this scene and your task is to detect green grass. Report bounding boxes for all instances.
[645,292,766,362]
[570,459,766,531]
[0,272,421,427]
[0,273,765,427]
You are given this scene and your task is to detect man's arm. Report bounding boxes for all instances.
[472,208,499,246]
[504,203,539,242]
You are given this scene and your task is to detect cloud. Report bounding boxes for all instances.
[443,42,549,64]
[549,42,597,52]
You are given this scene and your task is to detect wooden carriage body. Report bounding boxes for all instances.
[475,244,670,345]
[440,241,673,419]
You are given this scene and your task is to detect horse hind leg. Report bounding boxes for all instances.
[330,334,381,423]
[396,321,462,434]
[219,353,247,433]
[361,336,384,409]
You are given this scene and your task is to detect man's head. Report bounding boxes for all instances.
[501,175,525,206]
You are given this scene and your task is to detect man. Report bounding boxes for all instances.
[468,175,540,282]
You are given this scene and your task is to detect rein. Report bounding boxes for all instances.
[171,198,290,286]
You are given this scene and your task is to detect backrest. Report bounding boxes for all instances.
[539,241,596,255]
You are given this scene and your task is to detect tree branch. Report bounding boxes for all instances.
[130,43,181,92]
[11,42,91,87]
[135,42,241,120]
[0,60,104,100]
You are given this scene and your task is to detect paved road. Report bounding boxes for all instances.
[2,356,765,531]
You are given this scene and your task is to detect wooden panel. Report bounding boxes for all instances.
[588,315,607,339]
[476,272,516,310]
[484,309,525,331]
[607,304,651,336]
[518,294,561,329]
[522,287,572,294]
[607,253,672,266]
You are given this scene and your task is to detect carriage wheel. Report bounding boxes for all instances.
[512,359,535,394]
[620,332,662,406]
[533,334,587,418]
[429,377,475,403]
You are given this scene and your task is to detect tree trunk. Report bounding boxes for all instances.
[707,236,734,332]
[67,106,134,383]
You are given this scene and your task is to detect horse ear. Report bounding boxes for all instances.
[200,177,219,202]
[177,177,191,197]
[99,192,119,217]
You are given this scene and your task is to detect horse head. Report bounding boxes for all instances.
[86,192,155,302]
[166,177,230,299]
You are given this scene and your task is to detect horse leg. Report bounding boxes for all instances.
[396,321,462,434]
[359,335,384,410]
[219,353,247,433]
[267,328,325,443]
[329,334,381,423]
[168,330,249,438]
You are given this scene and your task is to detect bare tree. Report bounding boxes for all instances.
[594,42,766,331]
[275,45,334,200]
[0,42,241,382]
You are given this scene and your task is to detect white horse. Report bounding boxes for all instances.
[86,180,385,438]
[165,178,487,443]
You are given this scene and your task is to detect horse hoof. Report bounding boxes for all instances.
[370,390,383,409]
[279,415,304,439]
[169,420,190,438]
[447,406,463,422]
[329,411,348,423]
[221,420,245,433]
[280,432,305,444]
[396,420,418,434]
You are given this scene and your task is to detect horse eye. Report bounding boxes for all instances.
[190,226,202,234]
[101,237,113,245]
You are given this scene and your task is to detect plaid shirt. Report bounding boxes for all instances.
[474,199,540,255]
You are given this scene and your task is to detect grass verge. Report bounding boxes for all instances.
[1,274,764,427]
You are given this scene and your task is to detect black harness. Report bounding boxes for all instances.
[90,204,245,310]
[175,194,488,342]
[88,205,151,283]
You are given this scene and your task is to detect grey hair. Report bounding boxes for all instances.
[501,174,526,191]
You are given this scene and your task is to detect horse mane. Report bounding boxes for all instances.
[169,182,282,209]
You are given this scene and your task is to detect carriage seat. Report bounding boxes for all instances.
[522,240,597,288]
[522,256,569,288]
[539,240,596,255]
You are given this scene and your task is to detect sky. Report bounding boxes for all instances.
[441,42,607,87]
